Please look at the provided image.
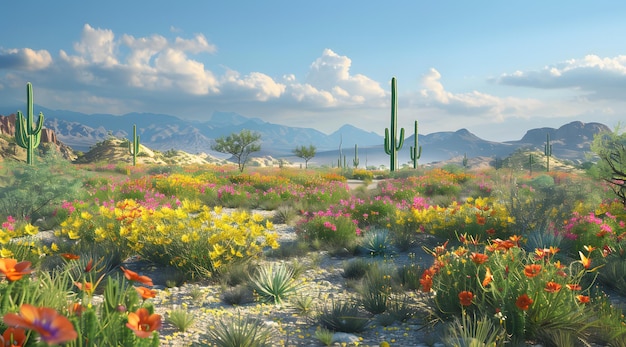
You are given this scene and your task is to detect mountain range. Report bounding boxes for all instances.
[0,105,610,167]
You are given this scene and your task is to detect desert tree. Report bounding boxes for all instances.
[293,144,316,168]
[211,129,261,172]
[591,125,626,206]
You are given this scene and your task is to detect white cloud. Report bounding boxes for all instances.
[221,70,285,101]
[498,54,626,100]
[0,48,52,70]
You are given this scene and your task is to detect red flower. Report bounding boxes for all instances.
[60,253,80,260]
[74,281,95,294]
[125,308,162,338]
[524,264,542,278]
[84,259,94,273]
[135,286,157,300]
[576,295,590,304]
[566,284,582,291]
[515,294,533,310]
[544,281,562,293]
[1,327,27,347]
[458,291,474,306]
[0,259,32,282]
[476,214,486,225]
[470,252,489,265]
[120,267,154,286]
[3,304,77,345]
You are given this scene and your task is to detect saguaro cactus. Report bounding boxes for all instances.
[384,77,405,171]
[128,124,140,166]
[529,153,535,175]
[462,153,468,169]
[15,82,44,165]
[353,144,359,168]
[544,133,552,172]
[410,120,422,169]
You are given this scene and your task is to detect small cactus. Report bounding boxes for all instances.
[128,124,140,166]
[353,144,359,168]
[462,153,468,169]
[383,77,405,171]
[410,120,422,169]
[15,82,44,165]
[544,133,552,172]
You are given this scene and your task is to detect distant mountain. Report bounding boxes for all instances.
[0,105,610,167]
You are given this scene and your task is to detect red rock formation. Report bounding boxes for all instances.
[0,114,58,145]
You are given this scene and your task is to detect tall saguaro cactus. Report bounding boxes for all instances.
[15,82,44,165]
[128,124,140,166]
[384,77,405,171]
[544,133,552,172]
[410,120,422,169]
[353,144,359,168]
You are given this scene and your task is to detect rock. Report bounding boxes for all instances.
[332,332,360,344]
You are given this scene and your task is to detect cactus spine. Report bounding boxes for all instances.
[544,133,552,172]
[410,120,422,169]
[128,124,140,166]
[353,144,359,168]
[15,82,44,165]
[384,77,405,171]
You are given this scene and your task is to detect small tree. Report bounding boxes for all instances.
[591,126,626,206]
[211,129,261,172]
[293,145,316,169]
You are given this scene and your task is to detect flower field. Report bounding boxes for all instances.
[0,157,625,346]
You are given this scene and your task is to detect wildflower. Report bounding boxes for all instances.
[458,291,474,306]
[74,281,95,294]
[566,284,582,291]
[84,259,94,273]
[135,286,157,300]
[120,267,154,286]
[3,304,77,345]
[0,259,33,282]
[544,281,562,293]
[60,253,80,260]
[482,267,493,287]
[1,327,27,347]
[524,264,542,278]
[476,215,486,225]
[578,251,591,269]
[69,303,85,317]
[576,295,590,304]
[470,252,489,265]
[125,308,162,338]
[515,294,533,311]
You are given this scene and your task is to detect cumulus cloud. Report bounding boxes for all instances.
[221,69,285,101]
[418,68,541,122]
[497,54,626,100]
[0,48,52,70]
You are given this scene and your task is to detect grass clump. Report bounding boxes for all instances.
[167,308,196,332]
[249,262,302,304]
[318,300,370,333]
[206,314,274,347]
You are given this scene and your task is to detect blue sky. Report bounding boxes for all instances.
[1,1,626,141]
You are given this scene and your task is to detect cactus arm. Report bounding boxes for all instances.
[384,128,392,155]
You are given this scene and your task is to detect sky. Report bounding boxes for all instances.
[1,1,626,141]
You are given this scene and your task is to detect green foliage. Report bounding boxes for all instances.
[591,125,626,206]
[410,120,422,169]
[15,82,44,165]
[128,124,140,166]
[290,294,314,315]
[342,258,370,280]
[221,285,255,306]
[443,312,508,347]
[249,262,302,304]
[293,144,316,169]
[318,299,370,333]
[296,214,359,250]
[211,129,262,172]
[166,308,196,332]
[395,263,422,291]
[360,229,394,257]
[384,77,405,172]
[0,157,83,224]
[314,327,334,346]
[206,314,274,347]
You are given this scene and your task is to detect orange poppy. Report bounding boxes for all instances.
[566,284,582,291]
[524,264,542,278]
[579,251,592,269]
[74,281,95,294]
[482,267,493,287]
[135,286,157,300]
[125,308,162,338]
[458,291,474,306]
[69,302,85,317]
[509,235,522,246]
[0,259,33,282]
[470,252,489,265]
[3,304,77,345]
[544,281,562,293]
[576,295,590,304]
[120,267,154,286]
[2,327,27,347]
[515,294,533,310]
[60,253,80,260]
[476,214,486,225]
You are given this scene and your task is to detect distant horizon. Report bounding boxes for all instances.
[2,1,625,142]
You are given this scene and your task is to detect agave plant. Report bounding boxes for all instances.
[248,262,302,304]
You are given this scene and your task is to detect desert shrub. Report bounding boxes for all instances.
[206,313,274,347]
[395,263,422,291]
[221,285,255,306]
[443,312,508,347]
[166,308,195,332]
[351,169,374,181]
[359,229,394,257]
[342,258,371,280]
[296,213,359,249]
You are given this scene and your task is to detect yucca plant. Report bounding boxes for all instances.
[360,229,394,257]
[206,314,274,347]
[342,258,370,280]
[167,308,195,332]
[443,312,508,347]
[318,300,370,333]
[249,262,302,304]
